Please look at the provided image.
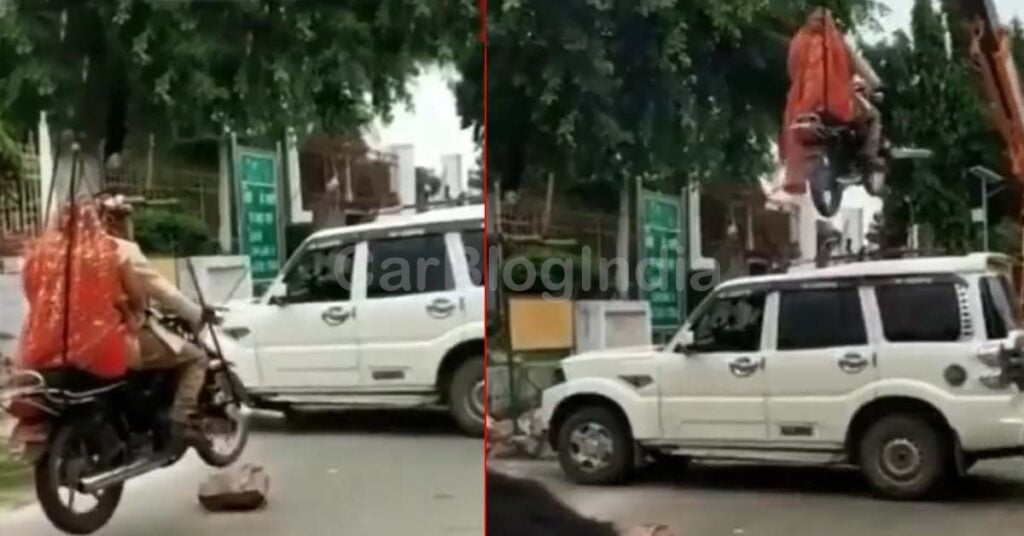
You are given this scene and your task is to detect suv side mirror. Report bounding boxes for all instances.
[673,329,696,354]
[268,294,289,307]
[1008,329,1024,349]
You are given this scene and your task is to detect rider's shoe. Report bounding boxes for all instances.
[168,413,204,450]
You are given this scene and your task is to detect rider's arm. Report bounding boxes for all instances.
[844,35,882,91]
[118,258,146,319]
[120,240,204,327]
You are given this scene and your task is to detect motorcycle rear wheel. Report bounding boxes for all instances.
[35,423,124,535]
[809,155,844,217]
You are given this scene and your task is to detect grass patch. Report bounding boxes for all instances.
[0,445,33,511]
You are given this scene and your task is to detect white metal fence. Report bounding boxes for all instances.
[0,139,42,247]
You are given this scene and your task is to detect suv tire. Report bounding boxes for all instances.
[449,356,485,437]
[858,414,950,500]
[558,406,633,485]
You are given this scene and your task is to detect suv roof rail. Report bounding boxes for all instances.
[777,248,951,273]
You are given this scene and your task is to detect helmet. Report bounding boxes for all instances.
[95,191,134,218]
[94,191,134,238]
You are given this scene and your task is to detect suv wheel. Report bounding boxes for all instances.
[449,356,485,437]
[557,406,633,485]
[858,414,950,500]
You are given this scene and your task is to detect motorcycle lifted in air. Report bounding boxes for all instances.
[1,312,250,535]
[791,110,932,218]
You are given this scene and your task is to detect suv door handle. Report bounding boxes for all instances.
[321,306,353,326]
[426,298,456,319]
[838,352,870,374]
[728,357,763,378]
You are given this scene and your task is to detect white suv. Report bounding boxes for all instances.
[539,253,1024,499]
[219,205,485,436]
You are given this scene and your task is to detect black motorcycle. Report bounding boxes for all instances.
[1,312,250,535]
[792,111,932,218]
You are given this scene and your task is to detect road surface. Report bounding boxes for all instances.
[1,410,484,536]
[491,457,1024,536]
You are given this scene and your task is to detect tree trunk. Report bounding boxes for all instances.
[48,3,129,207]
[615,175,630,298]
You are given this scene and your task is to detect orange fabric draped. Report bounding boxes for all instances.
[18,202,130,378]
[780,14,855,194]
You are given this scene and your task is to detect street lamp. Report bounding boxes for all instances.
[969,165,1008,252]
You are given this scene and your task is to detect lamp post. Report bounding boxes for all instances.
[969,166,1008,252]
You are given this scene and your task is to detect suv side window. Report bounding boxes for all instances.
[778,287,866,350]
[461,229,484,287]
[876,282,962,342]
[283,243,355,303]
[366,233,452,298]
[691,291,766,353]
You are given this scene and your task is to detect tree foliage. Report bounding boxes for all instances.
[133,208,215,256]
[457,0,881,198]
[0,0,477,155]
[863,0,1006,252]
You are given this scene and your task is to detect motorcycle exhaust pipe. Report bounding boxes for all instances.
[79,453,175,494]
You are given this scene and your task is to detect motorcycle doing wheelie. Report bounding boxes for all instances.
[0,311,250,535]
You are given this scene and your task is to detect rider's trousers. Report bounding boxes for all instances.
[131,328,209,423]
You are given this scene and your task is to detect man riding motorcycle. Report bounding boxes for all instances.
[95,192,218,441]
[781,6,885,194]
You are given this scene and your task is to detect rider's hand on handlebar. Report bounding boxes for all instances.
[200,306,223,326]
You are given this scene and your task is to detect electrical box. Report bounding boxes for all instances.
[574,301,653,353]
[508,298,574,352]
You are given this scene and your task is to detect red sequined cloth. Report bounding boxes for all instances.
[17,202,129,378]
[780,12,855,194]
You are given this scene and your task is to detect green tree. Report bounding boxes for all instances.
[0,1,477,158]
[863,0,1003,252]
[456,0,880,201]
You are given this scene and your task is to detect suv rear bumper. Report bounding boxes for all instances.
[947,395,1024,453]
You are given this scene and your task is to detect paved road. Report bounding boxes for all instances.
[1,410,484,536]
[491,458,1024,536]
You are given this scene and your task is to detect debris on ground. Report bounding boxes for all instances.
[486,412,550,460]
[198,464,269,512]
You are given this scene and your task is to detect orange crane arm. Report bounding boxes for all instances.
[951,0,1024,179]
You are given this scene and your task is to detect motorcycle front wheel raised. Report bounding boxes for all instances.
[808,155,844,218]
[195,400,249,467]
[35,422,124,535]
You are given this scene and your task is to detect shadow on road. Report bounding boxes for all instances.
[246,408,472,438]
[629,461,1024,503]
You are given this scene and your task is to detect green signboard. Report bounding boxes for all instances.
[638,190,686,333]
[236,146,282,286]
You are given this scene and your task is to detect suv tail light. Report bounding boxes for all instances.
[977,342,1003,368]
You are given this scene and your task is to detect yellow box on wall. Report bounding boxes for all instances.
[508,298,574,352]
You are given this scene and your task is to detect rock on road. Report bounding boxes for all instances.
[490,458,1024,536]
[1,410,484,536]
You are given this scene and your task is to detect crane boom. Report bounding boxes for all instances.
[948,0,1024,303]
[952,0,1024,177]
